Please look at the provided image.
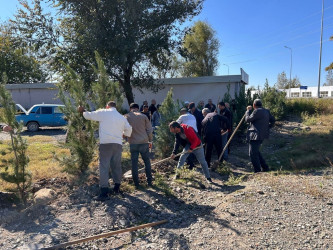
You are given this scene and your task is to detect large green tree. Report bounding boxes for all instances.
[0,23,47,83]
[181,20,219,77]
[11,0,203,104]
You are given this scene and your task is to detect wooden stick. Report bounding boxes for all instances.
[43,220,168,250]
[123,144,204,178]
[218,113,246,162]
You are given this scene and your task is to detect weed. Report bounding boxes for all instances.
[216,164,231,176]
[154,173,173,196]
[225,173,246,186]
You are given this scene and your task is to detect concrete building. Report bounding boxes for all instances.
[250,85,333,99]
[5,69,249,110]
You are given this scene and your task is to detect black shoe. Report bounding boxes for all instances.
[96,187,109,201]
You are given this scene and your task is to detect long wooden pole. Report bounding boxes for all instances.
[43,220,168,250]
[218,113,246,162]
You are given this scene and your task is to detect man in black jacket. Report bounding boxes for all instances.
[245,99,275,173]
[218,101,232,160]
[189,102,204,136]
[201,108,228,168]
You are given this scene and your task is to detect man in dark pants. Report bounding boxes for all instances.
[245,99,275,173]
[125,103,154,188]
[201,108,228,168]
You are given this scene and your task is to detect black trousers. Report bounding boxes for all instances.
[249,140,269,172]
[204,134,222,167]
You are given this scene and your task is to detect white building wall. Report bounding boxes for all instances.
[5,73,248,110]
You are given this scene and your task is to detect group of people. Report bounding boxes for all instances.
[0,97,274,202]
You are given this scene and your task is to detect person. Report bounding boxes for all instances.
[201,108,228,167]
[125,103,154,188]
[225,102,233,154]
[204,99,216,112]
[169,121,212,183]
[218,101,232,160]
[151,104,161,129]
[148,99,157,115]
[176,107,198,132]
[1,125,13,132]
[231,99,237,112]
[188,102,204,136]
[141,105,151,121]
[176,107,197,169]
[140,100,148,112]
[184,101,190,110]
[79,101,132,201]
[245,99,275,173]
[197,100,205,111]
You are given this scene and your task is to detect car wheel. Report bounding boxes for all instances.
[27,121,39,132]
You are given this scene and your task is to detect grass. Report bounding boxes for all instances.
[154,173,173,196]
[265,113,333,172]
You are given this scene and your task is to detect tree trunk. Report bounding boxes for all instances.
[123,72,134,105]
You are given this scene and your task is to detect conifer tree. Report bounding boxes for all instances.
[0,74,31,204]
[91,52,124,110]
[56,66,97,175]
[154,88,180,158]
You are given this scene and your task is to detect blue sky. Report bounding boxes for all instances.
[1,0,333,87]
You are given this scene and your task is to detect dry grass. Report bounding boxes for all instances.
[266,114,333,171]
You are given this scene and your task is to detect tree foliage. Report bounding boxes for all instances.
[154,88,181,158]
[324,69,333,86]
[261,81,287,120]
[325,36,333,71]
[56,66,97,175]
[0,23,47,83]
[91,52,124,110]
[0,74,31,204]
[11,0,203,104]
[275,71,301,89]
[181,21,219,77]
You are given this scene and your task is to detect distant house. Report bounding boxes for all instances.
[6,68,249,110]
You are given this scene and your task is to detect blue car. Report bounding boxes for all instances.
[15,104,67,132]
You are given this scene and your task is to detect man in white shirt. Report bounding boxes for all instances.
[79,101,132,201]
[176,108,198,132]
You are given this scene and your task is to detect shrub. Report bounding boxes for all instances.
[154,88,180,158]
[56,66,97,175]
[261,83,287,120]
[0,74,31,204]
[286,98,333,115]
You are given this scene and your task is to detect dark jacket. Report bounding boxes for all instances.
[245,108,275,141]
[204,103,216,112]
[201,113,228,142]
[148,104,157,115]
[191,108,204,134]
[219,108,232,130]
[172,124,201,154]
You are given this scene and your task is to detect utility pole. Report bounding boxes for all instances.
[317,0,324,98]
[284,46,292,97]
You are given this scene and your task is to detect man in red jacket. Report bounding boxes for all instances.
[169,121,212,183]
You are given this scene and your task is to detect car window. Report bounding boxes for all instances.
[33,108,41,114]
[54,106,63,114]
[41,107,53,114]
